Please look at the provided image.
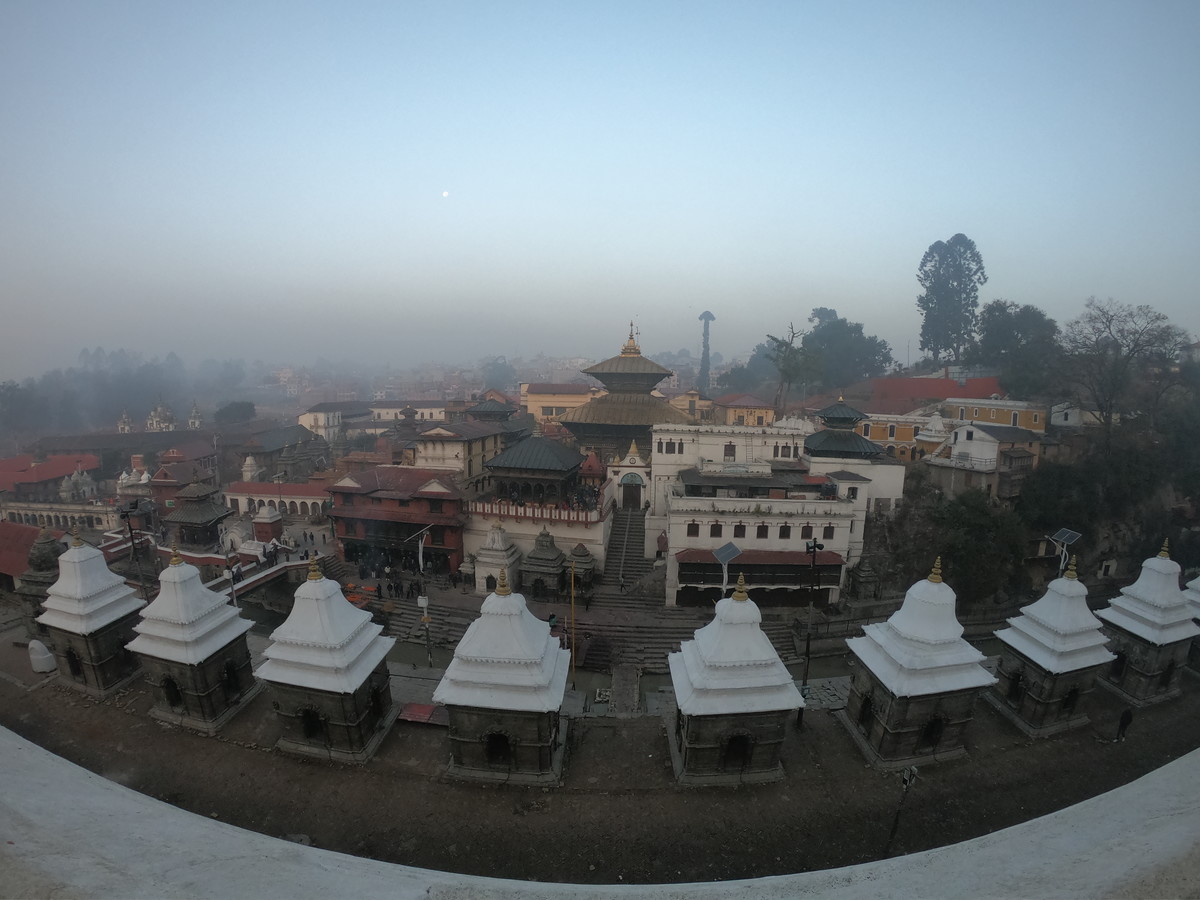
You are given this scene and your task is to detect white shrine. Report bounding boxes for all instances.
[471,521,523,597]
[433,568,570,783]
[126,547,260,733]
[1096,541,1199,705]
[667,573,803,784]
[989,558,1115,736]
[1184,573,1200,670]
[37,533,146,698]
[843,559,996,767]
[256,560,398,762]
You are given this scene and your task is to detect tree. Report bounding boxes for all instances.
[801,308,893,392]
[714,343,776,396]
[214,401,256,425]
[765,324,814,413]
[971,300,1061,398]
[916,233,988,363]
[480,356,516,391]
[1060,298,1189,445]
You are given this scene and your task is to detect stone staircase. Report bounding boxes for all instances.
[603,509,654,586]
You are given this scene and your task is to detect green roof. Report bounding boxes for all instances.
[485,438,585,473]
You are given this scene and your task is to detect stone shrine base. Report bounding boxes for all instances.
[1095,676,1182,709]
[442,715,569,786]
[658,698,787,786]
[982,691,1090,739]
[833,708,968,771]
[276,702,402,764]
[148,679,265,736]
[57,666,144,701]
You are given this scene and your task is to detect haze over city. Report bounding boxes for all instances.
[2,1,1197,381]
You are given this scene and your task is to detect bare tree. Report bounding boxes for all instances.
[766,324,813,414]
[1060,298,1189,445]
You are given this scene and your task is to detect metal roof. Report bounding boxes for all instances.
[485,438,585,473]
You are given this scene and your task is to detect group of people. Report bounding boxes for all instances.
[296,529,326,546]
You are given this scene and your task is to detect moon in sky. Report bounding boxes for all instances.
[442,191,449,198]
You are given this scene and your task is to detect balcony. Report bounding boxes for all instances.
[667,492,851,520]
[467,498,610,526]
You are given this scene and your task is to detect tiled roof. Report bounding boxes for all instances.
[804,429,884,459]
[0,454,101,492]
[557,393,692,427]
[328,466,461,499]
[238,424,322,453]
[824,470,872,482]
[582,354,673,378]
[970,424,1043,443]
[675,548,845,567]
[0,522,49,577]
[485,438,585,473]
[163,499,231,526]
[416,421,504,440]
[524,383,595,394]
[151,462,212,485]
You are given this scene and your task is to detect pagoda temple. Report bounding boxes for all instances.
[558,325,691,464]
[522,528,567,600]
[843,559,996,767]
[163,480,231,551]
[126,547,260,733]
[433,568,571,784]
[804,398,885,460]
[990,558,1115,736]
[256,560,397,762]
[667,574,803,784]
[1096,541,1198,706]
[37,533,145,698]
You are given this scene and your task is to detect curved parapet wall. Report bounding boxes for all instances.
[1,725,1197,899]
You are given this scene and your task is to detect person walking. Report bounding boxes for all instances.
[1117,707,1134,742]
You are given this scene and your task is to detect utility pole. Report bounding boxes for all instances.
[798,537,824,729]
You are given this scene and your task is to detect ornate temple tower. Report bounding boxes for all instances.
[843,559,996,767]
[117,409,133,434]
[434,568,571,784]
[472,521,522,596]
[667,574,803,784]
[990,558,1115,736]
[126,547,260,733]
[37,534,145,698]
[187,401,203,431]
[257,560,397,762]
[1096,541,1199,706]
[558,324,691,464]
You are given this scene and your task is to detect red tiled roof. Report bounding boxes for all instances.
[0,522,61,578]
[224,482,331,498]
[675,548,845,567]
[0,454,101,492]
[328,466,461,499]
[150,462,213,485]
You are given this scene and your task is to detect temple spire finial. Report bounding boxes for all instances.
[497,567,512,596]
[928,557,943,584]
[71,527,82,547]
[732,572,749,601]
[1065,555,1078,580]
[1158,538,1170,559]
[307,557,322,581]
[620,322,641,357]
[170,544,183,566]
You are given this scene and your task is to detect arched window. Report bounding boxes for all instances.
[162,676,184,709]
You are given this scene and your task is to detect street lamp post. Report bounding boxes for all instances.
[798,537,824,729]
[119,500,152,603]
[417,593,432,668]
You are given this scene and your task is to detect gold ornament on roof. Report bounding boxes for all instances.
[71,527,83,547]
[732,572,749,601]
[1065,556,1078,580]
[620,321,641,357]
[497,567,512,596]
[170,544,183,566]
[1158,539,1170,559]
[307,558,322,581]
[928,557,943,584]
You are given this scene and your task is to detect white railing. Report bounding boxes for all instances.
[667,496,850,518]
[926,453,996,472]
[467,499,607,525]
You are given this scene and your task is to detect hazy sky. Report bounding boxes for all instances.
[2,1,1197,381]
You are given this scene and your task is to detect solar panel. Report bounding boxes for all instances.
[1051,528,1082,544]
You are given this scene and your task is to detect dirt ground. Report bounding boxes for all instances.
[4,616,1200,885]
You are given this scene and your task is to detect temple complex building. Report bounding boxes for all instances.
[843,560,996,768]
[162,481,231,551]
[433,569,571,784]
[989,558,1115,736]
[667,574,803,784]
[558,326,692,465]
[37,534,145,698]
[1096,542,1199,706]
[257,560,397,762]
[126,548,259,733]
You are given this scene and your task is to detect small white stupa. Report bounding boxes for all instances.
[1097,541,1199,648]
[848,559,995,699]
[1095,540,1199,704]
[989,557,1115,735]
[667,573,802,784]
[670,573,803,717]
[843,558,995,766]
[126,547,259,732]
[1185,573,1200,619]
[257,559,397,761]
[434,568,570,713]
[38,532,146,697]
[995,558,1114,675]
[434,568,570,783]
